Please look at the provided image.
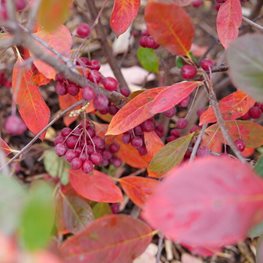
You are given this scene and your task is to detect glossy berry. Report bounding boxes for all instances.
[235,139,245,152]
[102,77,119,91]
[93,136,105,149]
[87,70,102,83]
[61,127,72,137]
[15,0,27,11]
[248,106,262,119]
[181,65,197,79]
[83,86,95,101]
[122,132,131,144]
[131,137,143,148]
[67,83,80,96]
[76,23,91,38]
[66,136,78,149]
[141,119,155,132]
[163,107,176,118]
[192,0,203,8]
[120,88,130,97]
[111,157,122,167]
[94,94,109,111]
[109,143,120,153]
[134,126,143,136]
[90,152,103,165]
[71,158,83,170]
[65,150,77,162]
[82,160,93,173]
[200,59,214,71]
[87,60,101,71]
[176,118,188,129]
[54,135,64,145]
[4,115,27,136]
[55,82,67,96]
[108,104,118,115]
[55,143,67,157]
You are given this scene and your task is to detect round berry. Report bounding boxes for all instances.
[55,81,67,96]
[67,83,79,96]
[141,119,155,132]
[109,104,118,115]
[241,112,250,120]
[55,143,67,157]
[163,107,176,118]
[94,94,109,111]
[76,23,91,38]
[235,139,245,152]
[90,152,103,165]
[200,59,214,71]
[54,135,64,145]
[138,146,147,156]
[87,70,102,84]
[4,115,27,136]
[61,127,72,137]
[248,106,262,119]
[134,126,143,136]
[102,150,112,160]
[93,136,105,149]
[170,129,180,138]
[176,118,188,129]
[181,65,197,79]
[120,88,130,97]
[65,150,77,162]
[192,0,203,8]
[86,126,95,138]
[111,157,122,167]
[109,143,120,153]
[122,132,131,144]
[83,86,95,101]
[15,0,27,11]
[82,160,93,173]
[66,136,78,149]
[179,97,190,108]
[131,137,143,148]
[87,60,101,71]
[102,77,119,91]
[167,135,176,142]
[71,158,83,170]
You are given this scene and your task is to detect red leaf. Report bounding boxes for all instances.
[32,25,73,79]
[110,0,140,36]
[107,82,199,135]
[144,131,164,161]
[69,170,123,203]
[200,91,255,125]
[12,60,50,139]
[0,137,11,155]
[143,156,263,255]
[145,1,194,56]
[119,176,159,208]
[216,0,242,48]
[202,120,263,152]
[60,215,153,263]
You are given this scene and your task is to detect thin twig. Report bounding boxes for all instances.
[242,16,263,31]
[156,234,164,263]
[26,0,42,32]
[202,72,246,163]
[86,0,130,91]
[0,99,85,171]
[249,0,263,19]
[190,123,208,162]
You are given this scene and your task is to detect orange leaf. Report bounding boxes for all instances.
[200,90,255,125]
[107,81,199,135]
[145,1,194,56]
[32,25,72,79]
[119,176,159,208]
[202,120,263,151]
[0,137,11,155]
[110,0,140,36]
[60,215,153,263]
[12,60,50,139]
[144,131,164,161]
[69,170,123,203]
[216,0,242,48]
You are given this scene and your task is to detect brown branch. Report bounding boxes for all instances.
[202,73,247,163]
[249,0,263,19]
[242,16,263,32]
[86,0,130,91]
[0,100,85,171]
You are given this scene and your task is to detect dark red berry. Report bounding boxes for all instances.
[83,86,95,101]
[134,126,143,136]
[87,70,102,84]
[76,23,91,38]
[248,106,262,119]
[61,127,72,137]
[94,94,109,111]
[235,139,245,152]
[90,152,103,165]
[66,136,78,149]
[192,0,203,7]
[122,132,131,144]
[167,136,176,142]
[181,65,197,79]
[138,146,147,156]
[86,126,95,138]
[241,112,250,120]
[102,150,112,160]
[131,137,143,148]
[200,59,214,71]
[82,160,93,173]
[170,129,180,138]
[176,118,188,129]
[87,60,101,71]
[179,97,190,108]
[65,150,77,162]
[102,77,119,91]
[67,83,79,96]
[54,135,64,145]
[109,104,118,115]
[141,119,155,132]
[163,107,176,118]
[120,88,130,97]
[55,81,67,96]
[109,143,120,153]
[15,0,27,11]
[55,143,67,157]
[93,136,105,149]
[71,158,83,170]
[4,115,27,136]
[111,157,122,167]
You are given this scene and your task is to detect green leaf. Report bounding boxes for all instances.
[44,149,69,185]
[148,133,194,177]
[227,34,263,102]
[255,155,263,178]
[92,203,112,219]
[19,181,55,251]
[176,56,184,68]
[0,172,26,235]
[137,47,159,73]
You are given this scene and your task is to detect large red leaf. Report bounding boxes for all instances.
[202,120,263,152]
[60,215,153,263]
[200,91,255,125]
[119,176,159,208]
[107,82,199,135]
[12,60,50,139]
[110,0,140,36]
[69,170,123,203]
[0,137,11,155]
[216,0,242,48]
[143,156,263,255]
[145,1,194,56]
[32,25,72,79]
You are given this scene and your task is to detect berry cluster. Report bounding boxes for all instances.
[122,118,164,155]
[139,30,160,49]
[54,121,122,173]
[0,0,27,20]
[241,103,263,120]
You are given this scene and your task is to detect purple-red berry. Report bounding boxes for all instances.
[181,65,197,79]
